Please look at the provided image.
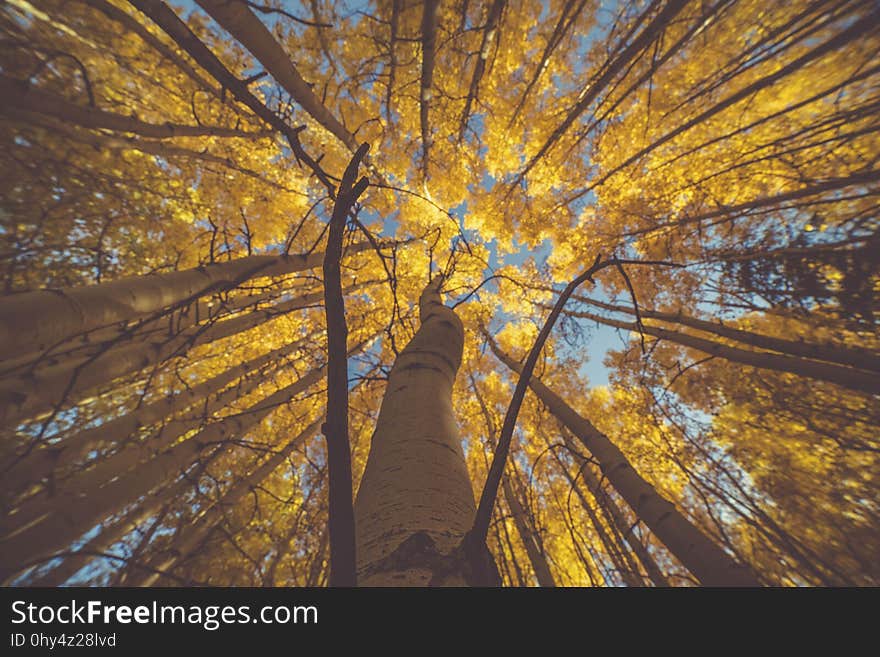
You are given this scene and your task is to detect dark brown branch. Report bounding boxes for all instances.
[458,0,506,143]
[322,142,370,587]
[243,0,331,28]
[469,254,630,544]
[419,0,441,181]
[128,0,336,195]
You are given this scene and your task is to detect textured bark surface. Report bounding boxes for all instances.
[354,281,476,586]
[0,246,349,362]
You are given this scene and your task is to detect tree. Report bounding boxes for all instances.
[0,0,876,587]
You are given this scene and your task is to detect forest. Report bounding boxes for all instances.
[0,0,877,587]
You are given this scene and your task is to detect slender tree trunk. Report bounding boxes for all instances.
[489,338,761,586]
[13,457,216,586]
[354,280,476,585]
[569,294,880,372]
[501,474,556,586]
[458,0,506,141]
[419,0,440,179]
[1,339,310,496]
[492,519,516,586]
[133,418,323,586]
[518,0,689,180]
[195,0,358,152]
[498,511,527,586]
[560,308,880,395]
[77,0,224,98]
[129,0,334,190]
[306,527,329,587]
[0,74,265,139]
[8,365,326,533]
[321,147,369,587]
[469,370,555,586]
[0,370,322,581]
[553,450,643,587]
[571,441,670,587]
[0,285,291,378]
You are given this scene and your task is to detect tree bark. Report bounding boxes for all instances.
[489,338,761,586]
[354,280,476,585]
[321,144,369,587]
[0,243,369,362]
[0,290,328,426]
[501,473,556,586]
[419,0,440,179]
[1,338,310,498]
[561,308,880,395]
[195,0,358,152]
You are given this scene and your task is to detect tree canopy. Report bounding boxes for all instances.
[1,0,877,586]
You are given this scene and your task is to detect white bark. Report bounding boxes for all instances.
[354,281,475,585]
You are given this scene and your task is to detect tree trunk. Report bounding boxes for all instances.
[195,0,358,152]
[0,371,322,581]
[7,365,326,533]
[0,244,369,362]
[501,474,556,586]
[77,0,224,99]
[0,290,327,426]
[490,339,761,586]
[418,0,440,179]
[133,417,323,586]
[0,74,264,139]
[553,449,644,587]
[569,294,880,373]
[0,284,290,378]
[1,339,309,496]
[570,439,670,587]
[12,457,218,586]
[353,280,476,585]
[562,308,880,395]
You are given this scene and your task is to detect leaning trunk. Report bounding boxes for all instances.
[490,339,761,586]
[354,281,475,585]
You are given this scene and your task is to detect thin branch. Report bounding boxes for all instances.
[322,142,370,587]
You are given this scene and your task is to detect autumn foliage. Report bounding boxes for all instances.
[0,0,877,586]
